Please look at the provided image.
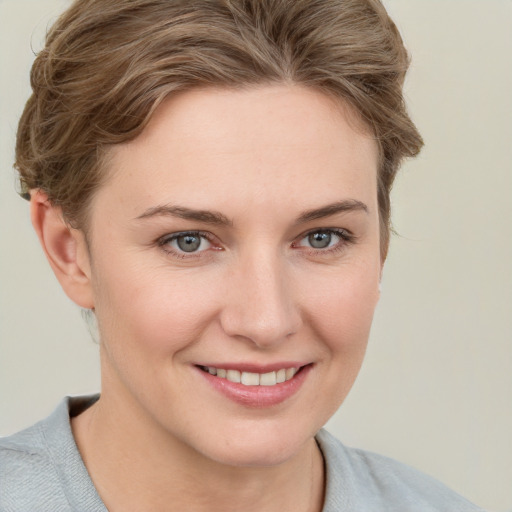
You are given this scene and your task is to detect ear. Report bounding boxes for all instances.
[30,190,94,309]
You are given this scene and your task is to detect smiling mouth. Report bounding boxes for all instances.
[198,365,304,387]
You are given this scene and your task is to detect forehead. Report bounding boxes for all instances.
[96,85,379,220]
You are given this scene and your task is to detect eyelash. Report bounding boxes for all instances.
[292,228,356,256]
[157,231,218,259]
[157,228,356,259]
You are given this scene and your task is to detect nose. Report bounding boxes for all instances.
[219,251,302,348]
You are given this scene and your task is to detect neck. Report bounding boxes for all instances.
[71,388,325,512]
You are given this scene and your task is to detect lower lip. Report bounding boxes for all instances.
[196,365,312,408]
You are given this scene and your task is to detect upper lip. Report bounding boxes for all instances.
[195,362,310,373]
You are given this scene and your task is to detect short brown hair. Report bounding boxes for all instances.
[15,0,423,257]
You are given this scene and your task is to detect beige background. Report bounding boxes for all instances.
[0,1,510,510]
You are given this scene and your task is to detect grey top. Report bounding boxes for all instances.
[0,395,484,512]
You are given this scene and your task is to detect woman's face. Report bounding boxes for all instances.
[85,85,381,466]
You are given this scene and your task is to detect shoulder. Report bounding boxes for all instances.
[316,429,486,512]
[0,395,104,512]
[0,418,68,511]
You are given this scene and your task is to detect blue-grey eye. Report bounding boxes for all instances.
[177,234,202,252]
[295,229,348,250]
[308,231,332,248]
[163,232,212,253]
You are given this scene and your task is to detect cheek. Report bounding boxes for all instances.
[296,264,380,426]
[92,261,219,359]
[304,264,380,354]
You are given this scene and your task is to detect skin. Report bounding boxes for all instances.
[31,85,382,512]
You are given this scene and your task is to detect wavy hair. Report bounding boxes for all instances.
[15,0,423,257]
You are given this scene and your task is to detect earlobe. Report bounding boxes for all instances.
[30,190,94,309]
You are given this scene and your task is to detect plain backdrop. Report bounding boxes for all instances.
[0,1,510,510]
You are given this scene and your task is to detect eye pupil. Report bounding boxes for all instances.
[308,232,332,248]
[177,235,201,252]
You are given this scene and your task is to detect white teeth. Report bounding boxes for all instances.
[259,371,277,386]
[204,366,301,386]
[226,369,241,383]
[241,372,260,386]
[285,367,298,380]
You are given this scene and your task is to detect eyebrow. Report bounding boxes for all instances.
[296,199,368,224]
[135,199,368,226]
[135,205,233,226]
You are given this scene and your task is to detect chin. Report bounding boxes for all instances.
[190,419,317,468]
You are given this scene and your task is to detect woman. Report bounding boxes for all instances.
[0,0,484,510]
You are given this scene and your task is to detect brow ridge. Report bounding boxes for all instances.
[136,205,232,226]
[136,199,367,226]
[296,199,368,224]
